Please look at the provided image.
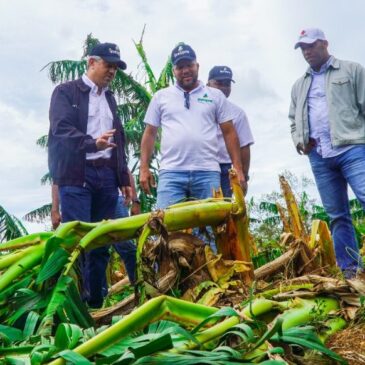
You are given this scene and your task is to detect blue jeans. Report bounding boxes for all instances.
[309,146,365,273]
[156,170,220,251]
[156,170,221,208]
[220,163,232,197]
[59,166,119,308]
[113,196,137,284]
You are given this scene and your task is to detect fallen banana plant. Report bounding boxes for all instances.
[0,171,253,329]
[252,176,339,281]
[0,171,362,364]
[0,295,346,364]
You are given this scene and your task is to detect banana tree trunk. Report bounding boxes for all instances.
[279,175,308,241]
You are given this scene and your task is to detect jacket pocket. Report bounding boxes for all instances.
[330,77,356,120]
[331,77,350,86]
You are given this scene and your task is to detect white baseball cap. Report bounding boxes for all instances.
[294,28,327,49]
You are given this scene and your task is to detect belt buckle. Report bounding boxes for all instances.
[87,158,111,168]
[87,159,100,167]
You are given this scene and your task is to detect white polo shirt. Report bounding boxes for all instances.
[217,100,254,164]
[82,74,113,160]
[144,81,233,171]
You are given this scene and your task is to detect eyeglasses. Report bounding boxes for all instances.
[184,91,190,109]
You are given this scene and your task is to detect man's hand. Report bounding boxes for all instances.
[51,209,61,230]
[120,186,133,205]
[140,167,156,195]
[96,129,117,151]
[235,169,247,196]
[296,138,316,155]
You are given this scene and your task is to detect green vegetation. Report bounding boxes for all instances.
[1,173,364,363]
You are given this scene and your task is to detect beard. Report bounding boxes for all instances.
[178,74,198,91]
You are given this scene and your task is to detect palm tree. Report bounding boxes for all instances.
[0,204,28,242]
[25,29,174,222]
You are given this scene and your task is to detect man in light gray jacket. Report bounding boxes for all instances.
[289,28,365,278]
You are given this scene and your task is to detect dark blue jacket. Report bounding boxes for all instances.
[48,78,130,187]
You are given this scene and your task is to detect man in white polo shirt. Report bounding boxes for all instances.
[208,65,254,197]
[140,43,244,208]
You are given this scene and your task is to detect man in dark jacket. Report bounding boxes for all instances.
[48,42,131,308]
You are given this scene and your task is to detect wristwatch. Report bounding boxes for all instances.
[244,174,250,182]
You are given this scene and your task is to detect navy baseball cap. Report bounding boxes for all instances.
[89,42,127,70]
[208,66,235,82]
[171,44,196,65]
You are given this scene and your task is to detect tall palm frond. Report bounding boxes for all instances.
[112,70,152,106]
[134,25,157,94]
[23,204,52,223]
[40,172,52,185]
[41,60,87,84]
[0,205,28,242]
[42,33,98,84]
[156,57,174,90]
[36,135,48,149]
[82,33,100,58]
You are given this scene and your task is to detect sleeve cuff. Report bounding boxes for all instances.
[119,169,131,186]
[84,137,98,153]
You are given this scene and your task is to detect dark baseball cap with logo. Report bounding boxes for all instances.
[208,66,235,82]
[89,42,127,70]
[171,44,196,65]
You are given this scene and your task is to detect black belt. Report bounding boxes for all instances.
[86,158,113,168]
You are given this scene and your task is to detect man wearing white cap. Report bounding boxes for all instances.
[289,28,365,278]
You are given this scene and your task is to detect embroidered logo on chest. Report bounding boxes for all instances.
[197,93,213,104]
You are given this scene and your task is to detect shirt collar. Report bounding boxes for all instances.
[174,80,205,94]
[82,74,108,95]
[310,56,334,75]
[305,55,335,76]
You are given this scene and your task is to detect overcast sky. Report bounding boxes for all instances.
[0,0,363,231]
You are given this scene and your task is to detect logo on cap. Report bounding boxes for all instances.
[89,42,127,70]
[109,46,120,56]
[174,49,190,57]
[171,44,196,65]
[294,28,327,49]
[220,67,231,74]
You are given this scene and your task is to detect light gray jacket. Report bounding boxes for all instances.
[289,57,365,150]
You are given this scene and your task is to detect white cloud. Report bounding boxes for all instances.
[0,102,49,218]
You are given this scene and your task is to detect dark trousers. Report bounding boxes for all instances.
[220,163,232,197]
[113,196,137,283]
[59,165,119,308]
